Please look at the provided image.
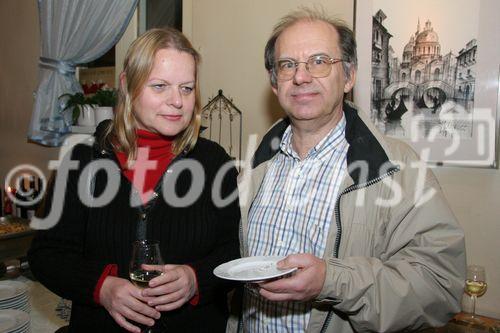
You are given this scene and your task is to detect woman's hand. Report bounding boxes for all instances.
[99,276,161,333]
[141,264,198,311]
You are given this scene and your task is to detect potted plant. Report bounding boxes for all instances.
[89,88,117,125]
[89,88,117,107]
[59,92,94,126]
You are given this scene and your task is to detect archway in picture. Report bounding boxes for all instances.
[423,87,447,109]
[385,87,412,121]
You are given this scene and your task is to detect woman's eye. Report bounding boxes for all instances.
[180,86,194,95]
[151,84,167,91]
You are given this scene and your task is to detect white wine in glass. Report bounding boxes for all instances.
[129,240,165,333]
[463,265,487,324]
[130,269,163,289]
[465,279,487,297]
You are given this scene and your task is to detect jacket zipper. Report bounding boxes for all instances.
[319,165,400,333]
[135,151,187,239]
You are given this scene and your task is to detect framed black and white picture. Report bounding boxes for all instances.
[353,0,499,167]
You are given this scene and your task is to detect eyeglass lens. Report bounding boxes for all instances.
[276,56,342,81]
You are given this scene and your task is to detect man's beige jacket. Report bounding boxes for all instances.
[229,102,466,332]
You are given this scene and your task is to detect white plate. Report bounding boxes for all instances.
[9,323,30,333]
[0,309,29,332]
[0,293,29,304]
[0,298,29,310]
[214,256,297,282]
[11,323,30,333]
[0,281,28,302]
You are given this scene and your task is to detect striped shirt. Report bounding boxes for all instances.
[244,116,349,332]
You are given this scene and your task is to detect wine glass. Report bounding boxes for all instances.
[462,265,487,324]
[129,240,165,333]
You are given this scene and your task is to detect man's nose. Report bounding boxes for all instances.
[168,88,183,108]
[293,62,313,85]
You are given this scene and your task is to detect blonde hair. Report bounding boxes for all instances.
[102,27,201,164]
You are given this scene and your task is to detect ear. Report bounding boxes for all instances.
[343,66,357,93]
[271,85,278,96]
[270,71,279,96]
[119,72,127,92]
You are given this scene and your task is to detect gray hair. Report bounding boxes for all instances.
[264,7,358,87]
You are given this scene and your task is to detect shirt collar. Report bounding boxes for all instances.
[280,114,347,162]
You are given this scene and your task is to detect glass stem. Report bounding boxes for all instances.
[471,295,477,318]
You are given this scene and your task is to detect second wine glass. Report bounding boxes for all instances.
[462,264,487,324]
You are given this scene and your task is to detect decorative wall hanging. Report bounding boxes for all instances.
[201,90,243,164]
[354,0,499,168]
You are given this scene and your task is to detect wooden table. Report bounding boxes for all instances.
[424,313,500,332]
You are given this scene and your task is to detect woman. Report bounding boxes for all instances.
[28,28,240,332]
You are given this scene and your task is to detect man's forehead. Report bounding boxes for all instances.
[275,20,340,58]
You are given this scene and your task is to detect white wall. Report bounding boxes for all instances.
[115,9,138,86]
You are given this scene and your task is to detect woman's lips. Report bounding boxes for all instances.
[160,114,182,121]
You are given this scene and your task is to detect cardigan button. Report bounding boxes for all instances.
[141,213,147,220]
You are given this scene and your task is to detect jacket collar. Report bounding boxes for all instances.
[252,102,397,184]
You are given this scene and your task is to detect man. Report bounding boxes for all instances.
[234,8,465,333]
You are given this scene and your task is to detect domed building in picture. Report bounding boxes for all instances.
[371,9,476,137]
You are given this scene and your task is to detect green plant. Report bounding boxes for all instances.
[89,88,117,107]
[59,92,92,125]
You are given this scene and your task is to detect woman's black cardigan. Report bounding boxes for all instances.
[28,127,241,332]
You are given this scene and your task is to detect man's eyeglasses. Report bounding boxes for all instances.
[275,55,345,81]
